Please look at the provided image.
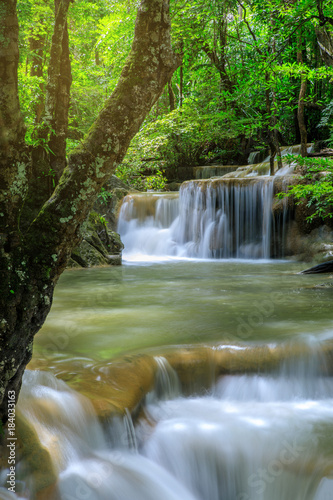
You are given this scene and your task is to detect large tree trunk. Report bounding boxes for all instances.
[0,0,179,423]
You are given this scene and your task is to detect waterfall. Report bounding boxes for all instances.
[6,340,333,500]
[141,342,333,500]
[118,178,277,260]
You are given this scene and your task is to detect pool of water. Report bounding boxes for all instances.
[33,259,333,367]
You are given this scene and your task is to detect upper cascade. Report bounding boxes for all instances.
[118,177,284,261]
[117,145,316,262]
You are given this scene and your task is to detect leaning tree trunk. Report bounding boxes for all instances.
[0,0,179,423]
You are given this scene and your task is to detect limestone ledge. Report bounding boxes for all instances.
[28,340,333,421]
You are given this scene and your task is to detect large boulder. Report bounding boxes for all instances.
[70,175,134,268]
[70,211,124,268]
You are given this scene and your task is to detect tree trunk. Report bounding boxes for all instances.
[168,80,175,111]
[179,41,184,108]
[0,0,180,423]
[265,74,275,176]
[29,33,45,124]
[0,0,27,229]
[297,29,308,158]
[298,76,308,157]
[48,0,72,181]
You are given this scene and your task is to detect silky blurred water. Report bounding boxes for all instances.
[33,260,333,366]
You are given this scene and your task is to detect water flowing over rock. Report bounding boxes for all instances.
[6,339,333,500]
[118,146,333,262]
[118,178,281,260]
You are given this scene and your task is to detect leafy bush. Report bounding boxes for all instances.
[277,155,333,222]
[115,104,252,189]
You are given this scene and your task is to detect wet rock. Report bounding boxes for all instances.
[283,224,333,262]
[313,281,333,289]
[70,211,124,268]
[165,181,182,191]
[93,175,138,230]
[1,413,58,497]
[28,341,333,424]
[71,240,110,267]
[193,165,237,179]
[301,260,333,274]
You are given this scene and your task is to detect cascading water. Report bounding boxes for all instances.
[3,341,333,500]
[118,178,278,260]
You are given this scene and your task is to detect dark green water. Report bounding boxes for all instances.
[33,260,333,366]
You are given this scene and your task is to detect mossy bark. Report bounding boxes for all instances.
[0,0,180,423]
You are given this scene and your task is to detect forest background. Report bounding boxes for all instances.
[19,0,333,189]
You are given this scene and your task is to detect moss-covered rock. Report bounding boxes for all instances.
[0,413,58,497]
[70,210,124,268]
[93,175,138,230]
[71,239,110,267]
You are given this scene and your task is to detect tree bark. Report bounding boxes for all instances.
[298,76,308,157]
[29,33,45,124]
[0,0,27,229]
[179,40,184,108]
[48,0,72,180]
[297,29,308,158]
[0,0,180,423]
[265,73,275,176]
[168,80,175,111]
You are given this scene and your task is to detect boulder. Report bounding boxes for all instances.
[0,414,58,498]
[70,211,124,268]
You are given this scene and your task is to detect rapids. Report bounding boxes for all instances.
[1,341,333,499]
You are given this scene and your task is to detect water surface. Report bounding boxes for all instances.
[33,260,333,366]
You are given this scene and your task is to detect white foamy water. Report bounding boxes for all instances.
[140,350,333,500]
[118,178,278,261]
[3,340,332,500]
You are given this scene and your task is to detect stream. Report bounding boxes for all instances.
[1,259,332,500]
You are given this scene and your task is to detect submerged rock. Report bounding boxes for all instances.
[313,281,333,289]
[28,341,333,421]
[301,260,333,274]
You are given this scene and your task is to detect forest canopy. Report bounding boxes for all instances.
[17,0,333,185]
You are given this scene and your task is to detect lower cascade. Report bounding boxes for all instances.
[118,178,283,260]
[2,340,333,500]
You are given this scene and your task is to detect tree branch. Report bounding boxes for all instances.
[237,0,263,55]
[28,0,180,277]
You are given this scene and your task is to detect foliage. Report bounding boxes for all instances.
[277,155,333,222]
[98,187,113,205]
[145,171,167,190]
[117,103,258,186]
[15,0,333,189]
